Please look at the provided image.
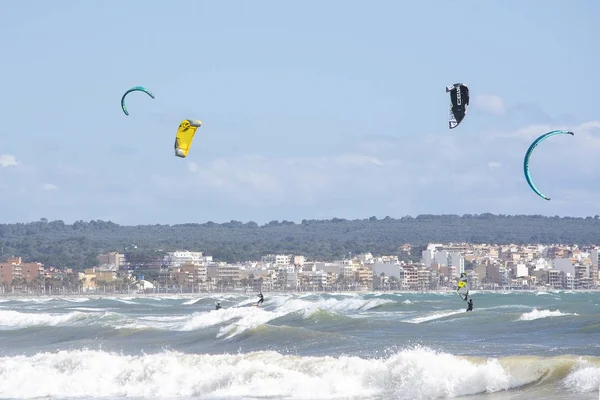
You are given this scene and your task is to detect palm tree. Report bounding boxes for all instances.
[78,278,86,293]
[122,276,133,293]
[379,272,386,290]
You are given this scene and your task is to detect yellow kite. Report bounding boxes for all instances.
[174,119,202,158]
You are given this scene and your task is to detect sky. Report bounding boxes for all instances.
[1,0,599,225]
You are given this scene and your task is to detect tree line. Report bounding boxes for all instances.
[0,214,598,269]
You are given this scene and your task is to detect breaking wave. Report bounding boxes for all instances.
[517,309,578,321]
[0,295,393,338]
[0,347,598,399]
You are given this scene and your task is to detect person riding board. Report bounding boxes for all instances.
[466,298,473,312]
[257,292,264,307]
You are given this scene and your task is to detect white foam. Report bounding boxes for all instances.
[0,310,82,329]
[0,309,146,331]
[182,297,202,305]
[562,359,600,393]
[0,347,559,399]
[12,297,54,303]
[65,307,108,312]
[0,296,388,336]
[111,298,137,305]
[210,295,393,338]
[62,297,90,303]
[405,309,465,324]
[517,309,578,321]
[182,308,262,332]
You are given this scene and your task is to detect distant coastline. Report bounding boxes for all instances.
[1,288,598,299]
[2,214,600,267]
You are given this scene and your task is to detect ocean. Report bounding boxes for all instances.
[0,290,598,400]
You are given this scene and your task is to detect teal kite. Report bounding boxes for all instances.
[121,86,155,116]
[523,130,574,200]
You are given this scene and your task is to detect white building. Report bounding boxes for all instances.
[300,270,327,289]
[421,245,464,277]
[515,263,529,278]
[421,244,443,267]
[590,249,600,267]
[372,262,404,280]
[163,251,211,267]
[277,265,297,289]
[319,263,342,275]
[435,251,464,277]
[261,254,291,265]
[97,252,125,270]
[534,258,550,270]
[357,253,374,264]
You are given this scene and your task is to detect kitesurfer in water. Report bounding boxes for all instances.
[257,292,264,307]
[466,298,473,312]
[216,302,221,310]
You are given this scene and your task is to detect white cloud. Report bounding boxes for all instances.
[181,153,392,208]
[335,154,384,166]
[489,121,600,146]
[0,154,17,167]
[171,119,600,218]
[3,119,600,224]
[474,94,506,115]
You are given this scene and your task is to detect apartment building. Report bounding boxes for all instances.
[164,251,212,267]
[180,262,208,282]
[261,254,291,265]
[0,257,42,284]
[402,265,418,289]
[217,264,241,284]
[96,252,124,270]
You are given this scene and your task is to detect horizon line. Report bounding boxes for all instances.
[3,213,599,227]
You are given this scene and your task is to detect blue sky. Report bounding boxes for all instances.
[1,0,599,225]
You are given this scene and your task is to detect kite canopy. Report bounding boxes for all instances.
[446,83,470,129]
[174,119,202,158]
[523,130,574,201]
[121,86,155,116]
[456,272,469,299]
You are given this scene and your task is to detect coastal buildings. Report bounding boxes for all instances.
[1,242,600,294]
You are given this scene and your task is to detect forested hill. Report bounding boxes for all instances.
[0,214,599,269]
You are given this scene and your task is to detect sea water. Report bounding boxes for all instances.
[0,290,598,399]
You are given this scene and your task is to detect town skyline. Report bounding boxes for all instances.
[1,240,598,295]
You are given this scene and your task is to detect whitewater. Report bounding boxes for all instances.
[0,291,598,399]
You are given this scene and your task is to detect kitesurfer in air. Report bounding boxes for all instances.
[466,298,473,312]
[216,302,221,310]
[257,292,264,307]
